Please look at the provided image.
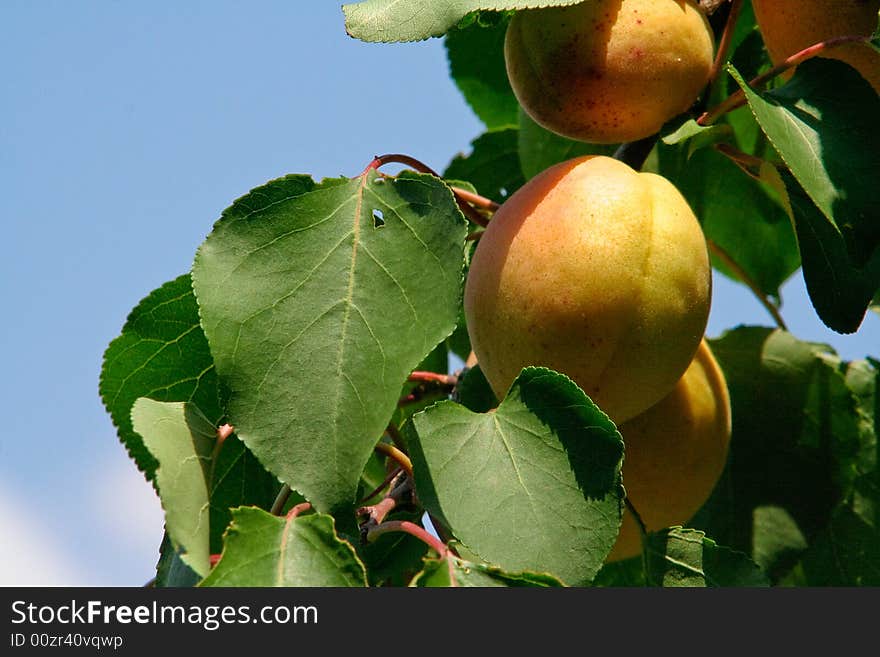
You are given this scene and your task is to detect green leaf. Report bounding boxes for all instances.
[800,505,880,585]
[445,12,519,129]
[359,513,431,586]
[517,109,617,180]
[132,399,216,577]
[750,506,808,582]
[343,0,584,43]
[410,555,565,587]
[453,362,499,413]
[200,507,367,587]
[155,533,200,588]
[660,119,730,151]
[208,436,281,552]
[730,59,880,330]
[444,128,525,204]
[671,147,799,299]
[592,557,645,587]
[779,171,880,334]
[99,274,280,551]
[192,172,467,518]
[100,274,222,480]
[693,327,870,580]
[644,527,769,587]
[407,367,625,586]
[800,358,879,585]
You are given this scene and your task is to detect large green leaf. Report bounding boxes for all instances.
[132,399,216,578]
[343,1,583,43]
[517,109,616,180]
[730,60,880,331]
[800,358,878,585]
[644,528,769,587]
[100,274,222,480]
[410,555,565,586]
[407,367,625,586]
[671,146,799,300]
[100,273,281,554]
[444,128,525,204]
[192,172,467,518]
[780,171,880,334]
[445,12,518,130]
[200,507,367,587]
[693,327,870,581]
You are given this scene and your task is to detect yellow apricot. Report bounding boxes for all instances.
[607,339,731,562]
[752,0,880,93]
[463,155,711,425]
[504,0,715,143]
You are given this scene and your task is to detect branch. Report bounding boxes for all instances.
[698,35,872,125]
[707,238,788,330]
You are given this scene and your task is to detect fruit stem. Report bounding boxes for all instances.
[698,35,873,125]
[613,133,659,171]
[706,238,788,330]
[365,520,448,556]
[375,441,413,477]
[270,483,293,516]
[625,497,648,538]
[707,0,744,86]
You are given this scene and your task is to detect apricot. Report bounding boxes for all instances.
[752,0,880,93]
[607,339,731,562]
[463,155,711,425]
[504,0,715,143]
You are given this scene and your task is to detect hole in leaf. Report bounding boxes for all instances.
[372,209,385,228]
[500,187,508,198]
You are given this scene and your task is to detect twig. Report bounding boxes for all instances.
[707,238,788,330]
[359,153,490,227]
[708,0,744,86]
[357,466,404,505]
[450,187,500,212]
[625,497,647,538]
[270,483,293,516]
[408,370,458,387]
[714,142,769,174]
[365,520,448,557]
[698,35,872,125]
[286,502,312,519]
[374,442,413,477]
[357,474,413,541]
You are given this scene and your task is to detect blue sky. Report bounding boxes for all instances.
[2,1,877,586]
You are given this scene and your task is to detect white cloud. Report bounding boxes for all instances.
[0,484,91,587]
